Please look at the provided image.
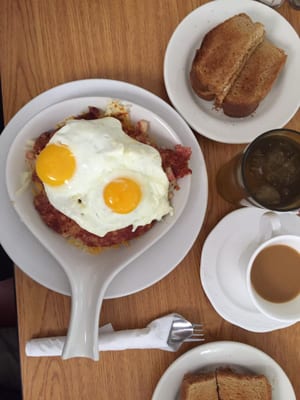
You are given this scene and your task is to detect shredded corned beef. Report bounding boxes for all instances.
[33,191,154,247]
[30,106,192,248]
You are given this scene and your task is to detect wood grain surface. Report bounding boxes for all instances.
[1,1,299,399]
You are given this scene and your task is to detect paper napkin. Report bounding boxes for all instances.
[26,313,177,357]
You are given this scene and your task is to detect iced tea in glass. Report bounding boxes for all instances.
[216,129,300,212]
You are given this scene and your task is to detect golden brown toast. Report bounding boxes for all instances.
[216,369,272,400]
[222,39,287,117]
[180,372,218,400]
[190,13,265,107]
[179,369,272,400]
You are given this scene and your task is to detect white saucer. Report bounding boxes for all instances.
[200,207,300,332]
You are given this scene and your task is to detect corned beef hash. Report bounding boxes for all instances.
[26,102,192,250]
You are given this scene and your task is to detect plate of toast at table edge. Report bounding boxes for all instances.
[152,342,296,400]
[164,0,300,144]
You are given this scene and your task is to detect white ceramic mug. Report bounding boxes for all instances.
[246,213,300,322]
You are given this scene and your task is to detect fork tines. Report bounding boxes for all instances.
[185,323,205,342]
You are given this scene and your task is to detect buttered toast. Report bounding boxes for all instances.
[190,13,265,107]
[180,372,218,400]
[222,39,287,117]
[180,369,272,400]
[217,369,272,400]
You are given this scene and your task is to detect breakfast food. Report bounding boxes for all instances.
[190,13,287,117]
[217,369,272,400]
[222,40,287,117]
[27,103,191,250]
[180,369,272,400]
[190,13,265,107]
[180,373,218,400]
[35,117,173,238]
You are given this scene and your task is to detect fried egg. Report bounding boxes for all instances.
[35,117,173,237]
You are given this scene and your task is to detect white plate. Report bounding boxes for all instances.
[152,341,296,400]
[164,0,300,144]
[0,79,208,298]
[5,96,191,310]
[200,207,300,332]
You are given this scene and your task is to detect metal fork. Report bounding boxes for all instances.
[167,314,204,351]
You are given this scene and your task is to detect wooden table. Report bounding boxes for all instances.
[1,1,299,399]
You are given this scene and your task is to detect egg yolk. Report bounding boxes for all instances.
[104,177,142,214]
[36,144,76,186]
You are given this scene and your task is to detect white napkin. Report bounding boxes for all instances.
[26,313,177,357]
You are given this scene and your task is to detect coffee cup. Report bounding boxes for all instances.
[246,214,300,322]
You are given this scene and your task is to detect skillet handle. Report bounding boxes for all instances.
[62,266,106,361]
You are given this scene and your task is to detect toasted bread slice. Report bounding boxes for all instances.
[222,39,287,117]
[216,369,272,400]
[190,13,265,107]
[180,372,218,400]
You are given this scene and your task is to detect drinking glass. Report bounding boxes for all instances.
[288,0,300,9]
[216,129,300,212]
[256,0,285,7]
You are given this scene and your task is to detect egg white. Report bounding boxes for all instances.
[42,117,173,237]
